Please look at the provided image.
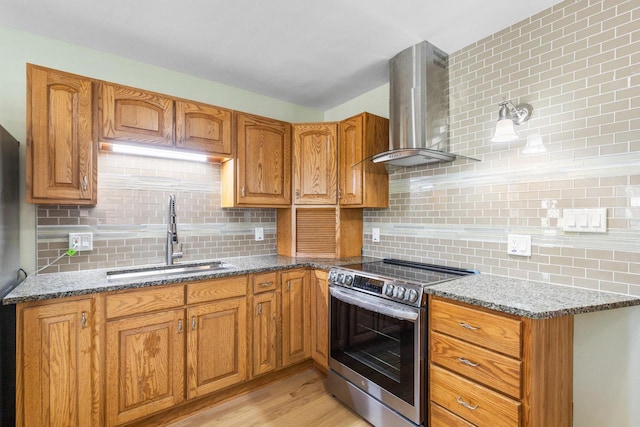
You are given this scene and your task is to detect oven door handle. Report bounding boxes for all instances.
[329,287,419,321]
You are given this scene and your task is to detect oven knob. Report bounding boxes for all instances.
[337,273,344,284]
[344,274,353,285]
[394,286,406,299]
[384,284,394,296]
[329,271,337,282]
[407,289,419,302]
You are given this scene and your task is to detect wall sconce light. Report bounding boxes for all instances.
[491,100,533,142]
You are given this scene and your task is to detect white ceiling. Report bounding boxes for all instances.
[0,0,562,110]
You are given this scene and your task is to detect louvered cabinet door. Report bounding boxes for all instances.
[27,64,96,204]
[295,208,336,257]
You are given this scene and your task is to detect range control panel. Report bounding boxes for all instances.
[328,268,425,307]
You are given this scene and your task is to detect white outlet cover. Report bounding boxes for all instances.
[507,234,531,257]
[372,227,380,243]
[255,227,264,241]
[69,232,93,251]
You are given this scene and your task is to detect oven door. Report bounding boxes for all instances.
[329,286,424,424]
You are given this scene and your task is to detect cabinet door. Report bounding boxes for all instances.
[310,270,329,370]
[186,298,247,399]
[338,114,364,206]
[176,100,232,155]
[251,291,278,377]
[106,309,185,426]
[293,123,338,205]
[100,82,174,147]
[20,299,94,427]
[27,65,95,204]
[281,269,310,366]
[235,112,292,206]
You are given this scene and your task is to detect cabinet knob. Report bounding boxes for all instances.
[456,396,479,411]
[259,281,273,287]
[80,312,87,329]
[177,319,183,334]
[191,316,196,330]
[82,176,88,191]
[241,187,246,198]
[458,357,480,367]
[257,303,262,316]
[286,281,290,291]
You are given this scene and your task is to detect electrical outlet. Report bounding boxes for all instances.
[507,234,531,257]
[372,227,380,243]
[255,227,264,241]
[69,232,93,251]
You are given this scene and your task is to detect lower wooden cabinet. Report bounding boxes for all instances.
[17,297,97,427]
[429,296,573,427]
[106,309,185,426]
[281,269,311,367]
[16,268,327,426]
[186,297,247,399]
[310,269,329,370]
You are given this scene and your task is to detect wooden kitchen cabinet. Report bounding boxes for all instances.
[428,296,573,427]
[310,269,329,370]
[222,112,292,207]
[17,297,98,427]
[106,308,185,426]
[186,297,247,399]
[292,122,338,205]
[251,289,278,377]
[338,112,389,208]
[99,82,174,147]
[26,64,96,205]
[176,100,232,155]
[281,269,310,367]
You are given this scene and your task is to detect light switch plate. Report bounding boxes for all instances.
[255,227,264,241]
[372,227,380,243]
[69,232,93,251]
[507,234,531,257]
[562,208,606,233]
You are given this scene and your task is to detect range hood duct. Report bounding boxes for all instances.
[373,41,475,166]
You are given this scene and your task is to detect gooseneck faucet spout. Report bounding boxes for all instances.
[167,194,183,265]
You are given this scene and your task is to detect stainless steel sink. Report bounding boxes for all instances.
[106,261,234,282]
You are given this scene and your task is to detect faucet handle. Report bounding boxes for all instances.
[173,243,184,260]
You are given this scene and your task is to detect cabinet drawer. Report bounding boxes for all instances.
[252,272,277,294]
[430,297,521,358]
[431,365,520,427]
[106,285,184,318]
[187,276,247,304]
[430,331,521,399]
[431,402,476,427]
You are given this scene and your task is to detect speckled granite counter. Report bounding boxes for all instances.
[426,274,640,319]
[2,255,377,305]
[5,255,639,319]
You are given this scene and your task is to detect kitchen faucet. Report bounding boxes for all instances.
[166,194,183,265]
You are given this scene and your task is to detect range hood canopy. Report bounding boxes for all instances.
[373,41,478,166]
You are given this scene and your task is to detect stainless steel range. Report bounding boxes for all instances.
[327,259,477,427]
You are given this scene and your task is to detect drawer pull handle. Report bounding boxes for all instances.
[259,281,273,287]
[457,396,478,411]
[459,322,480,331]
[458,357,480,367]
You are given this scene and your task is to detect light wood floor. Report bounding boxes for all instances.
[167,369,371,427]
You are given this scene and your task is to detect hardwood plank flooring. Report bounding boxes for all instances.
[167,369,371,427]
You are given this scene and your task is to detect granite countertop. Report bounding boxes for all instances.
[3,255,376,305]
[426,274,640,319]
[5,255,639,319]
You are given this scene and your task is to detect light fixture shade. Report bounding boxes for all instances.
[491,118,519,142]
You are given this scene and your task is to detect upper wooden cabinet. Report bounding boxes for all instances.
[293,123,338,205]
[26,64,96,205]
[339,112,389,208]
[176,100,232,155]
[99,82,174,147]
[98,82,233,156]
[222,112,292,207]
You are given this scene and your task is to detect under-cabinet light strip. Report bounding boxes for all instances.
[100,142,213,162]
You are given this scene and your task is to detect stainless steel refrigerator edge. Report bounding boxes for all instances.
[0,125,20,426]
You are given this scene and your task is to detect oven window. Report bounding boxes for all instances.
[330,294,416,405]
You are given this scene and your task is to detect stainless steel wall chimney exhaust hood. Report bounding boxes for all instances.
[373,41,477,167]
